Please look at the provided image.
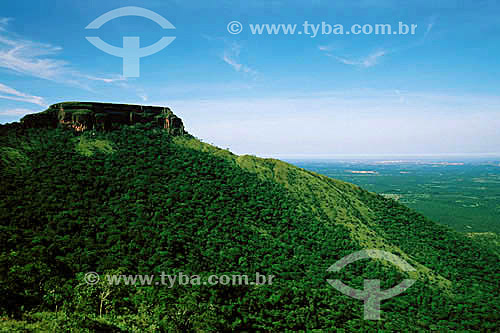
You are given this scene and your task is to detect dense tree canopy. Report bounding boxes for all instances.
[0,123,498,331]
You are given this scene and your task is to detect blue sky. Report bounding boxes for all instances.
[0,0,499,156]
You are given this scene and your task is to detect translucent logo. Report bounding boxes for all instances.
[327,249,416,320]
[85,7,176,77]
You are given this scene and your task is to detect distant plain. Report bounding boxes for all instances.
[289,157,500,233]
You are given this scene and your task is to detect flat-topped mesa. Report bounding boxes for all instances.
[20,102,186,135]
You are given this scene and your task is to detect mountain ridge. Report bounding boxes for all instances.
[0,102,498,331]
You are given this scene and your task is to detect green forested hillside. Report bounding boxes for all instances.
[0,114,498,331]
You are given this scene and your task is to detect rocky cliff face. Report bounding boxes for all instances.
[18,102,186,135]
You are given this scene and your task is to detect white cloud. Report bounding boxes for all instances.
[319,15,436,68]
[223,53,242,71]
[0,18,12,31]
[0,33,71,82]
[222,42,257,76]
[161,90,500,156]
[84,75,126,84]
[0,22,155,103]
[318,42,387,68]
[0,82,46,106]
[334,50,388,68]
[0,107,36,116]
[0,21,140,93]
[318,45,335,52]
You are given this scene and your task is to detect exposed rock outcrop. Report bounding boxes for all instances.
[17,102,186,135]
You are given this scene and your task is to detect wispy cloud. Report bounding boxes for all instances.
[0,19,156,105]
[0,18,12,31]
[136,88,149,102]
[319,15,435,68]
[0,82,46,106]
[318,44,336,52]
[333,50,388,68]
[318,40,388,68]
[0,33,123,88]
[204,35,258,77]
[84,75,126,84]
[222,42,258,76]
[0,19,131,90]
[223,54,243,71]
[0,35,70,82]
[0,107,37,116]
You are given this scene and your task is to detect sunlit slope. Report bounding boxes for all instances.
[174,136,499,292]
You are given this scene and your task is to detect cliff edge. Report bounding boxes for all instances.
[16,102,186,136]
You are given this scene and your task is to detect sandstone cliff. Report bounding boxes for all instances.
[17,102,186,135]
